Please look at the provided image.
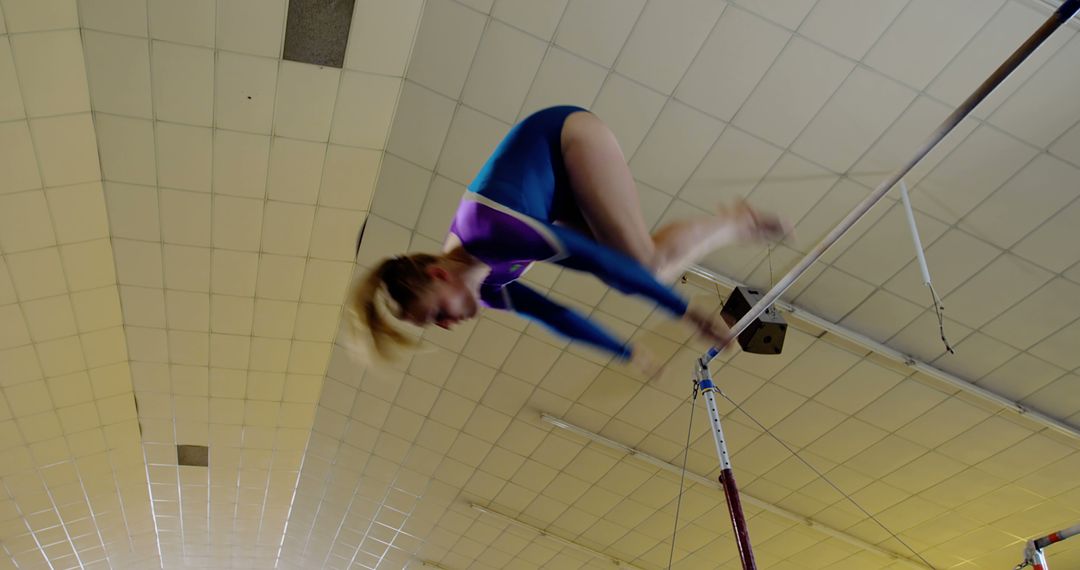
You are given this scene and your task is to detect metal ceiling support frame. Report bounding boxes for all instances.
[540,414,931,569]
[692,2,1080,569]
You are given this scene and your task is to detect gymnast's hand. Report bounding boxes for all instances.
[683,306,734,350]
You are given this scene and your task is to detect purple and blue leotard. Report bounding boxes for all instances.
[448,106,689,359]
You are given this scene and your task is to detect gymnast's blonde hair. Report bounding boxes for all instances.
[347,253,441,361]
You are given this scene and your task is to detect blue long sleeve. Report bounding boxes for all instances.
[503,282,632,360]
[545,224,689,316]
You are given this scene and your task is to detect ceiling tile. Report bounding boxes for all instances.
[792,67,916,173]
[589,73,666,158]
[553,0,643,68]
[856,378,950,433]
[215,0,286,58]
[912,126,1038,225]
[112,239,163,288]
[0,305,30,350]
[22,296,76,341]
[735,0,817,30]
[0,191,55,252]
[6,248,65,300]
[71,287,122,332]
[261,202,315,256]
[148,0,214,46]
[1028,317,1080,371]
[864,0,1003,90]
[0,39,24,121]
[982,278,1080,350]
[838,289,924,343]
[386,81,456,170]
[344,0,423,76]
[435,105,508,187]
[798,0,905,60]
[77,0,146,36]
[989,32,1080,147]
[211,295,254,336]
[82,31,152,118]
[960,153,1080,249]
[252,299,297,339]
[405,0,486,99]
[814,359,904,415]
[166,290,209,332]
[273,62,341,142]
[162,244,210,292]
[732,36,854,148]
[461,20,547,123]
[319,145,379,210]
[266,137,326,202]
[156,123,212,193]
[1051,118,1080,168]
[212,130,270,198]
[770,340,861,398]
[850,96,978,190]
[94,114,156,185]
[10,30,89,117]
[309,207,363,262]
[371,154,431,229]
[462,319,520,369]
[936,415,1032,466]
[493,0,567,40]
[942,253,1051,329]
[211,250,258,297]
[416,175,466,241]
[355,216,412,269]
[45,182,108,244]
[0,0,77,33]
[214,52,278,134]
[159,189,210,247]
[330,72,400,149]
[520,47,605,120]
[675,6,789,123]
[151,42,213,126]
[805,417,887,464]
[300,260,354,306]
[928,1,1073,119]
[614,0,724,95]
[629,100,724,195]
[212,195,263,251]
[59,240,114,293]
[255,255,306,301]
[0,121,40,194]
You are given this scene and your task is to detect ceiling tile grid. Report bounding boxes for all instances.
[3,0,1080,567]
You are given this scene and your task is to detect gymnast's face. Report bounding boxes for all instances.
[404,266,478,330]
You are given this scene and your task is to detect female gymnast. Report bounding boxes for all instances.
[351,105,788,368]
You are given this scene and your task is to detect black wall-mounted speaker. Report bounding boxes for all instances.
[720,286,787,355]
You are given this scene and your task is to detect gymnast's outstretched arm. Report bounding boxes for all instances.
[502,281,633,360]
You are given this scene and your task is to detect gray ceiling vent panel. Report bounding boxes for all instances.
[283,0,356,68]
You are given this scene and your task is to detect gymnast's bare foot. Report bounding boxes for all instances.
[724,199,792,243]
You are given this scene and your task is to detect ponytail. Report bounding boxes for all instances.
[348,253,440,361]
